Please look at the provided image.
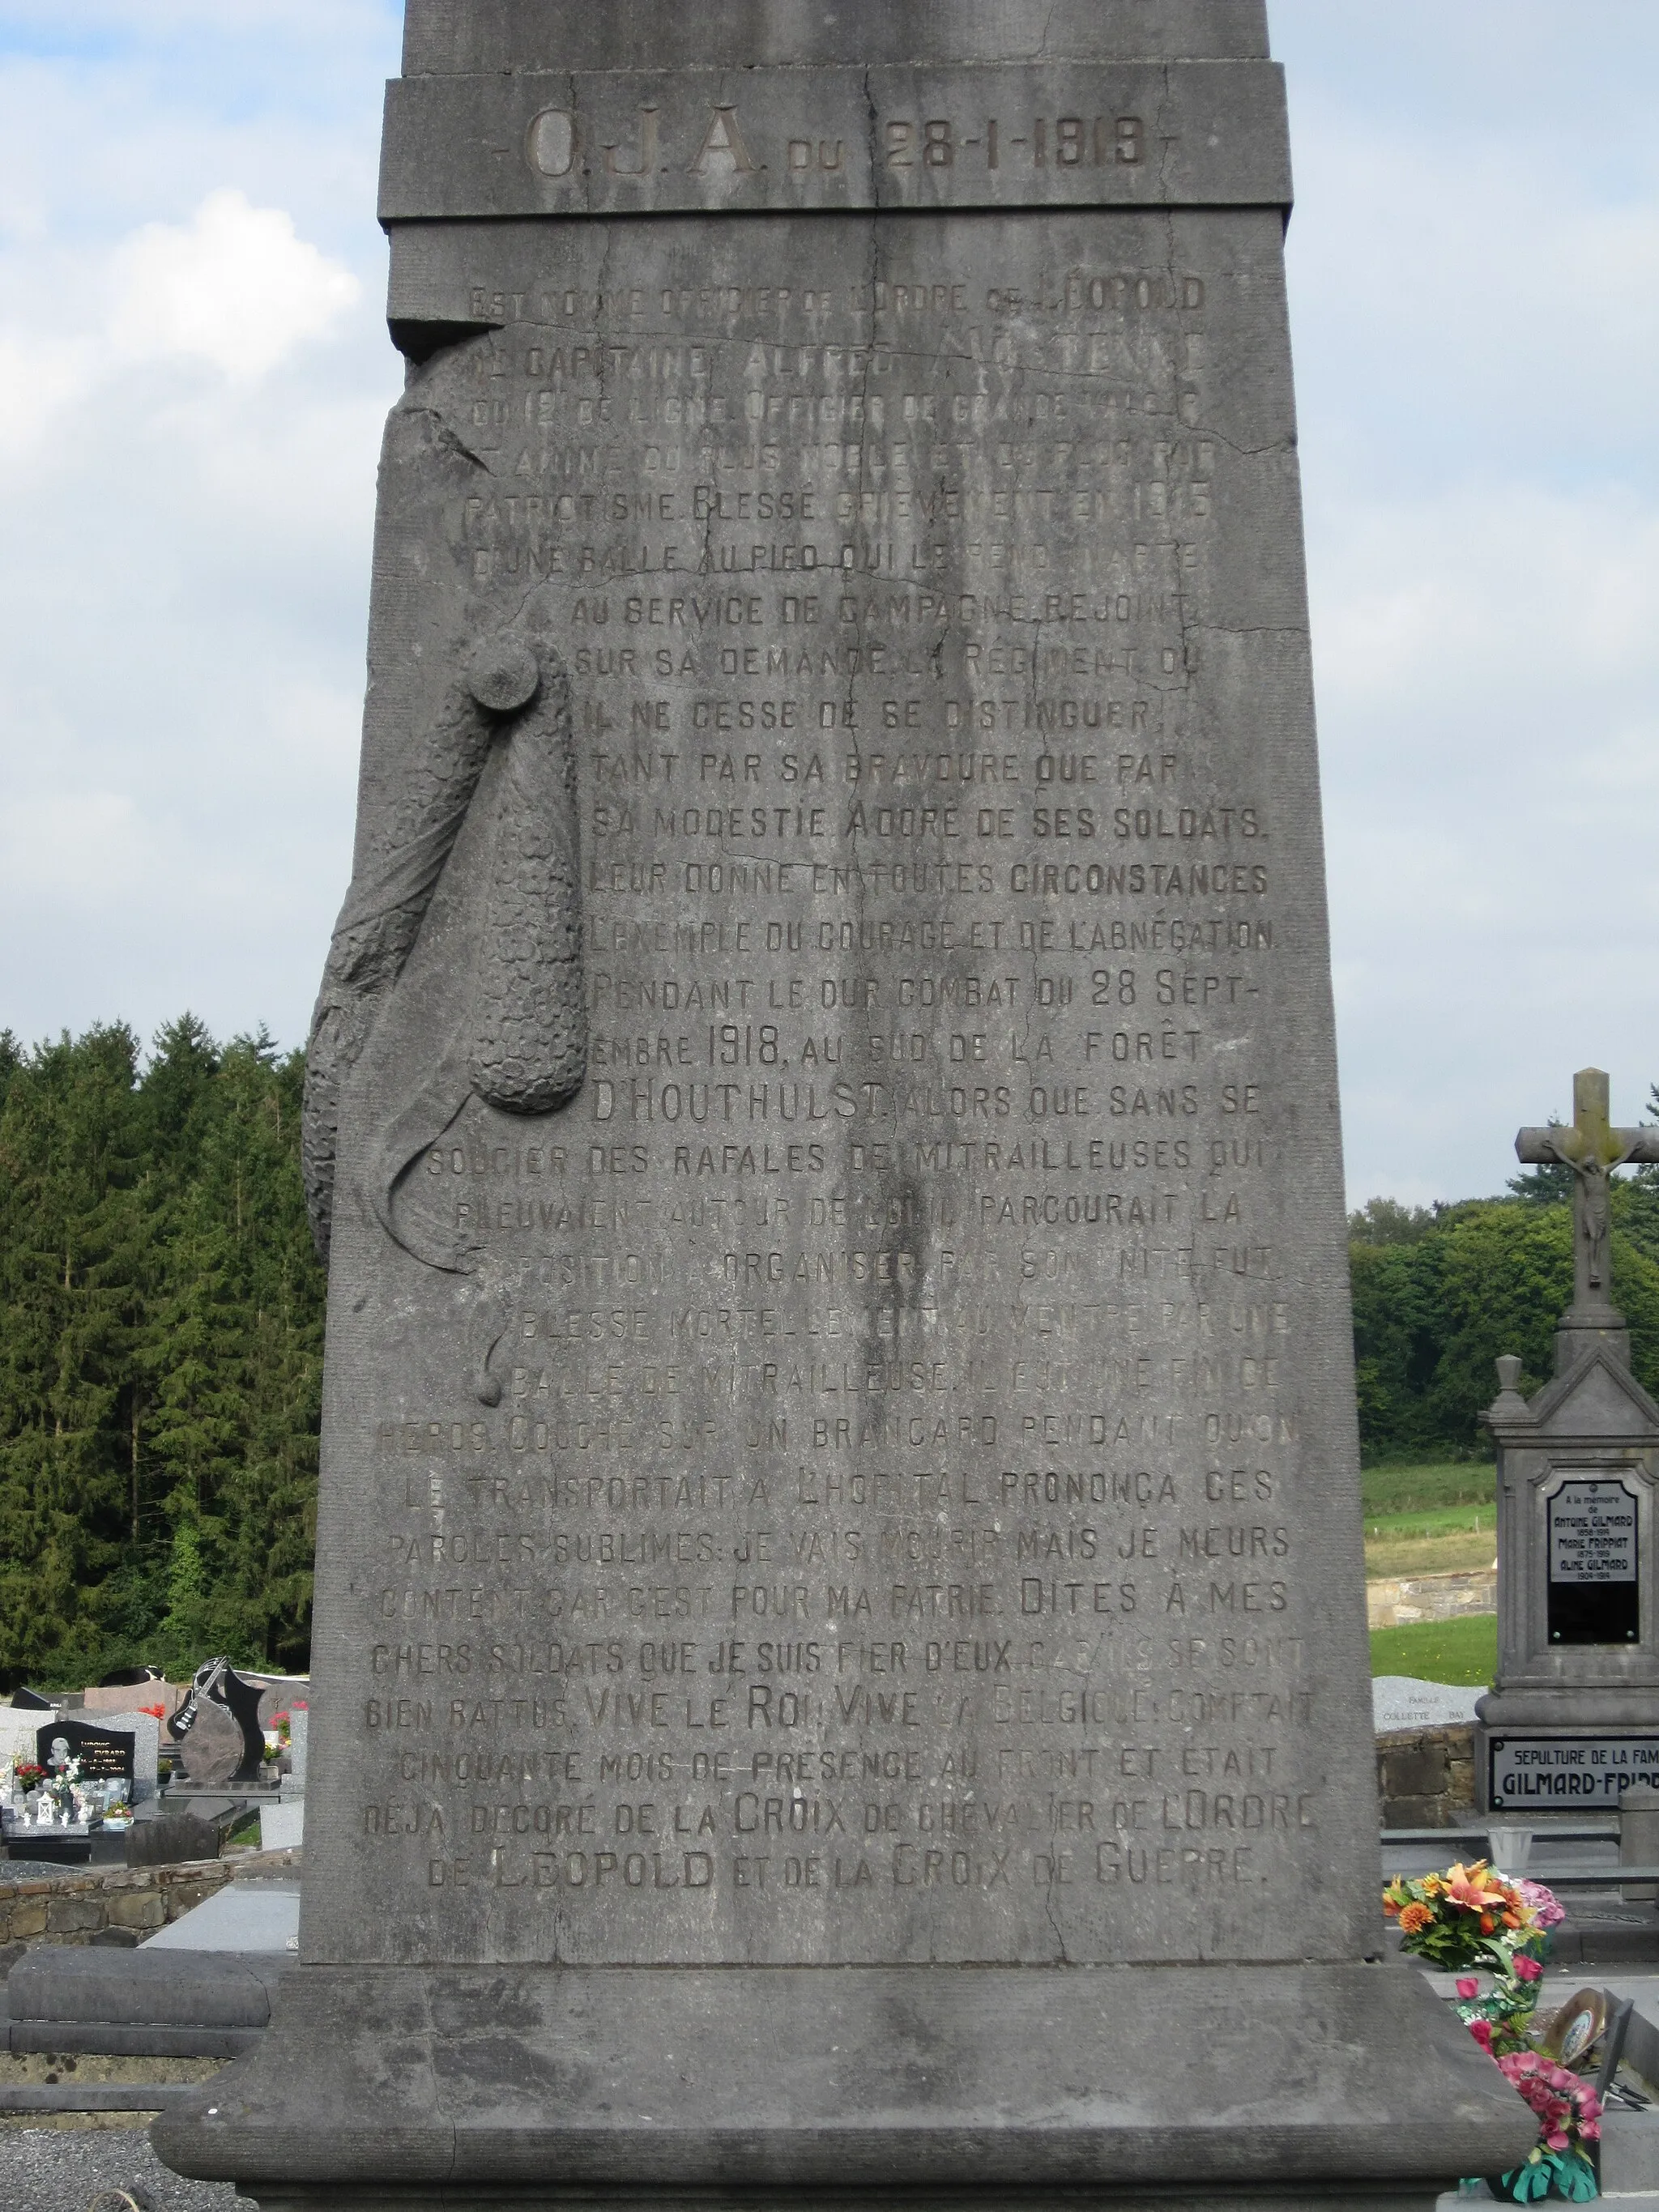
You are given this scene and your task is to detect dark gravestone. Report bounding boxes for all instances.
[37,1720,135,1784]
[10,1687,53,1711]
[1548,1478,1640,1647]
[126,1798,243,1869]
[156,3,1534,2206]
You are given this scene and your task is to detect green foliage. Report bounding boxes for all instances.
[1370,1613,1497,1686]
[1350,1176,1659,1463]
[0,1019,322,1691]
[1348,1196,1439,1246]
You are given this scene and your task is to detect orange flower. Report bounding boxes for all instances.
[1398,1902,1433,1935]
[1445,1862,1499,1912]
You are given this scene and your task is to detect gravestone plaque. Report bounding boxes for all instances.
[1548,1477,1640,1645]
[156,3,1532,2206]
[36,1720,136,1784]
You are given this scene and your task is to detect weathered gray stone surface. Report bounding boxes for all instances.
[157,1,1536,2203]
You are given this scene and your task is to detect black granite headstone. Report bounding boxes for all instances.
[168,1658,267,1787]
[37,1719,135,1783]
[1548,1477,1640,1647]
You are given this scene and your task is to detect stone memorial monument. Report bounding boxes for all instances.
[158,2,1532,2204]
[1479,1069,1659,1813]
[168,1657,272,1788]
[36,1717,137,1787]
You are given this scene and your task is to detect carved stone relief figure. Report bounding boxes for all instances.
[301,619,586,1302]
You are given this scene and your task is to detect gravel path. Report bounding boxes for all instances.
[0,2126,253,2212]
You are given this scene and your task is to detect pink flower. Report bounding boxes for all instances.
[1518,1880,1566,1930]
[1466,2018,1495,2055]
[1456,1977,1479,1999]
[1512,1955,1542,1983]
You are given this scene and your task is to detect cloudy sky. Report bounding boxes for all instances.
[0,2,1654,1208]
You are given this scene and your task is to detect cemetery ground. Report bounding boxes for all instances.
[1364,1458,1500,1687]
[1363,1460,1499,1575]
[1371,1613,1499,1688]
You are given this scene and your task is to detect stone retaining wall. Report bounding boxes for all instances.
[0,1846,300,1970]
[1367,1568,1496,1630]
[1377,1724,1475,1828]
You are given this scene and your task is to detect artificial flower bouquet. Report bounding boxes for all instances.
[1456,1962,1546,2060]
[43,1754,83,1810]
[1384,1861,1601,2199]
[1487,2052,1601,2202]
[1383,1859,1550,1975]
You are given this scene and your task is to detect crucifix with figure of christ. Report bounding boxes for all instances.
[1516,1068,1659,1328]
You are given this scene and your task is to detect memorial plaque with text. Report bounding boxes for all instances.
[157,6,1533,2205]
[1549,1478,1640,1646]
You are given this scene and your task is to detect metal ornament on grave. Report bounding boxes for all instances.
[1478,1071,1659,1812]
[155,4,1533,2207]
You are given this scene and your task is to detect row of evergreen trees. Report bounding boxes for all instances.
[0,1021,322,1693]
[0,1021,1653,1689]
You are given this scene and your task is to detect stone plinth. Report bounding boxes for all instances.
[1478,1347,1659,1812]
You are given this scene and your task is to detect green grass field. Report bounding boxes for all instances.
[1360,1461,1495,1516]
[1360,1461,1500,1575]
[1369,1613,1496,1687]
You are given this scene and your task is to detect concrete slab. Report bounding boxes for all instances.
[143,1882,299,1955]
[257,1799,303,1851]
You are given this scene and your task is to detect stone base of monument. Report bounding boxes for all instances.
[154,1963,1535,2209]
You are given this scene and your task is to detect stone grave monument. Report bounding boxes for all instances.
[36,1716,138,1787]
[1478,1068,1659,1813]
[157,2,1533,2204]
[167,1658,307,1788]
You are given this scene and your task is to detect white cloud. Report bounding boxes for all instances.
[0,28,399,1053]
[0,332,95,457]
[107,188,358,380]
[1269,44,1659,1208]
[0,791,147,903]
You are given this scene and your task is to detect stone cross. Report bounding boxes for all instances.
[1517,1068,1659,1319]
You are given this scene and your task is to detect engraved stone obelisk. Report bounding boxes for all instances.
[158,3,1533,2203]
